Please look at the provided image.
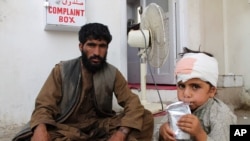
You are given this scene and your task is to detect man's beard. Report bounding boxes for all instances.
[81,51,107,73]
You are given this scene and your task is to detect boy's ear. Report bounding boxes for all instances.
[209,87,217,98]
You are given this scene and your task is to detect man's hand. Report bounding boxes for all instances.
[108,126,130,141]
[108,130,126,141]
[159,122,176,141]
[31,124,51,141]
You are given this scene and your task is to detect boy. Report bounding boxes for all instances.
[157,47,237,141]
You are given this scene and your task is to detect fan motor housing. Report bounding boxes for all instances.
[127,30,150,48]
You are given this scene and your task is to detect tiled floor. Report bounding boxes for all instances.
[1,109,249,141]
[235,109,250,124]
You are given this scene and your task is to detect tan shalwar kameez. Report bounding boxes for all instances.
[30,63,153,141]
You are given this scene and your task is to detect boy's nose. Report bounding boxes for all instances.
[183,88,191,98]
[183,88,191,103]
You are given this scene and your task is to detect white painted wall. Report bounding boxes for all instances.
[187,0,250,90]
[225,0,250,90]
[0,0,126,127]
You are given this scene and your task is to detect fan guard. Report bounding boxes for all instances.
[140,3,169,68]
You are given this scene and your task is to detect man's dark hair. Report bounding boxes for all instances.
[78,23,112,44]
[179,47,214,57]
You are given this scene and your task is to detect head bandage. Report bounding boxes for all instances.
[175,53,218,87]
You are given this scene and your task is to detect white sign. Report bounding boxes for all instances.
[45,0,86,31]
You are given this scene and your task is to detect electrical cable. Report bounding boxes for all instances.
[139,29,164,111]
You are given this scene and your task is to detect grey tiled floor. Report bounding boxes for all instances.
[1,109,250,141]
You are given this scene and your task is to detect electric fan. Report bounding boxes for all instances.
[127,3,169,114]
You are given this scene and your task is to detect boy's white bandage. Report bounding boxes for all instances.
[175,53,218,87]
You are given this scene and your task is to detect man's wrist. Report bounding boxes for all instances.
[32,123,47,133]
[118,126,130,135]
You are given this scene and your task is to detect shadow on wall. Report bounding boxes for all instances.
[216,87,250,111]
[239,89,250,109]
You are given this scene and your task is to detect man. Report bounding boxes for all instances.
[13,23,154,141]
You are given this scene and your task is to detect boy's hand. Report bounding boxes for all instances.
[159,122,176,141]
[177,114,207,140]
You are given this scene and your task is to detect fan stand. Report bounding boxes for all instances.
[127,3,168,114]
[139,50,165,114]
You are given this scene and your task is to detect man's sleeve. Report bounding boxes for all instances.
[30,64,62,130]
[113,69,145,131]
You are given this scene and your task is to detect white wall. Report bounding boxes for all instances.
[187,0,250,91]
[225,0,250,90]
[0,0,126,127]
